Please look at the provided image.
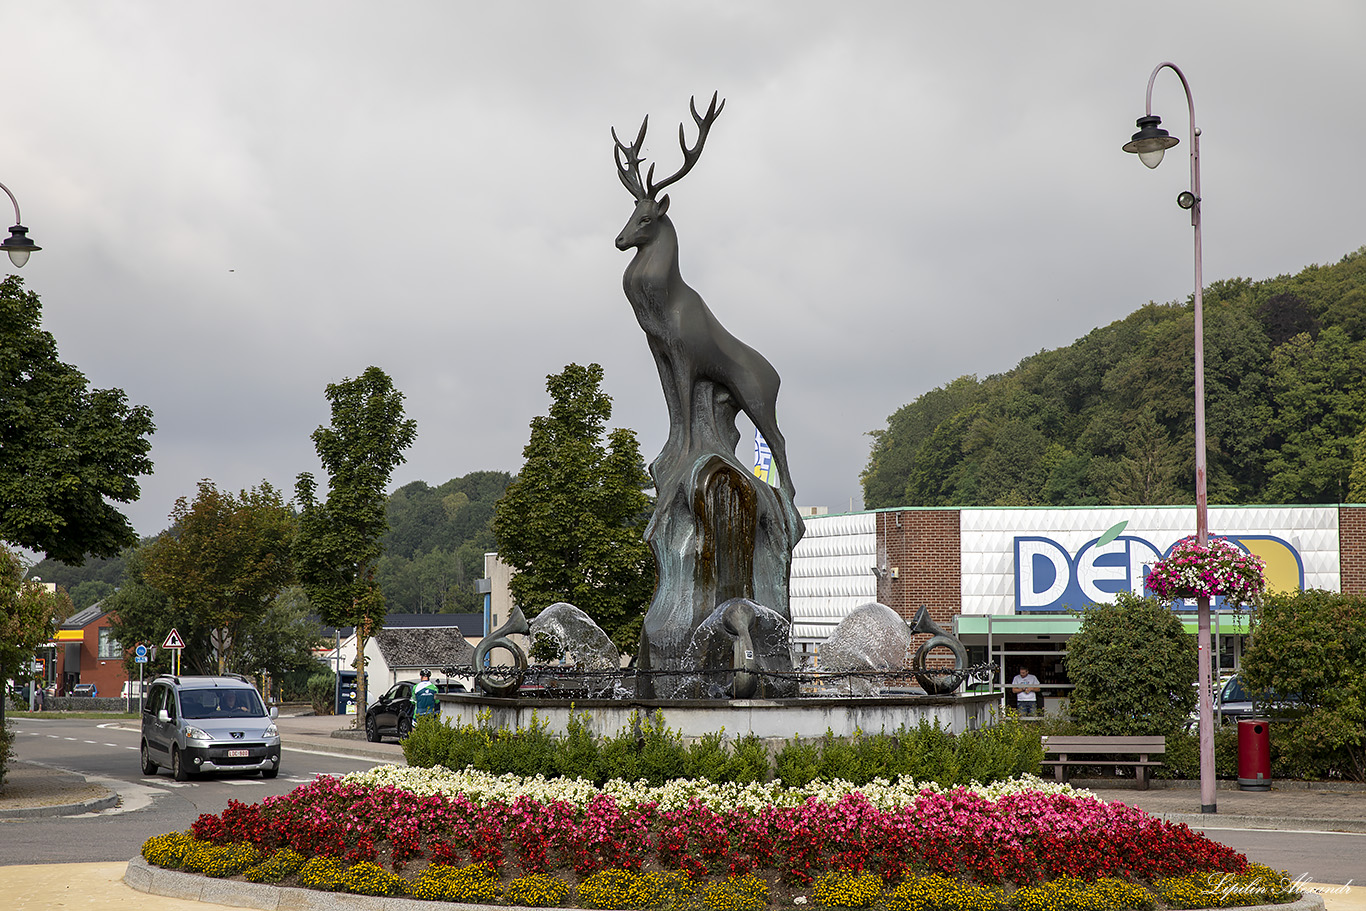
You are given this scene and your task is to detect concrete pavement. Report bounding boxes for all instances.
[2,713,1363,909]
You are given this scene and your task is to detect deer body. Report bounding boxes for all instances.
[613,94,795,503]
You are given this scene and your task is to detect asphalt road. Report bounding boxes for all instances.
[3,716,386,866]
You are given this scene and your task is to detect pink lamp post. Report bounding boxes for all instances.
[1122,61,1216,814]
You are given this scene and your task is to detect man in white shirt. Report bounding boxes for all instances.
[1011,665,1042,716]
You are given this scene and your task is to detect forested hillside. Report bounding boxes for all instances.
[30,471,511,615]
[375,471,511,614]
[861,247,1366,509]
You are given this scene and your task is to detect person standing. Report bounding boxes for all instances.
[1011,664,1042,716]
[414,669,438,719]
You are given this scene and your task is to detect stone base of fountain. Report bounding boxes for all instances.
[437,692,997,748]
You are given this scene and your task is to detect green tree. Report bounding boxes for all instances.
[1241,590,1366,780]
[1065,591,1197,737]
[236,586,325,701]
[1265,327,1366,502]
[294,367,417,725]
[140,481,295,673]
[106,546,199,676]
[68,580,116,611]
[493,363,653,651]
[2,548,73,765]
[0,276,154,563]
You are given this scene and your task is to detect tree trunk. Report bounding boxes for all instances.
[353,621,368,729]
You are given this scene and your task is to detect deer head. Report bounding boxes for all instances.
[614,92,724,251]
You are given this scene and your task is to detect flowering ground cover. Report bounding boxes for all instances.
[142,767,1299,909]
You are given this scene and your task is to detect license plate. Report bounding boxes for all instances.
[227,749,249,758]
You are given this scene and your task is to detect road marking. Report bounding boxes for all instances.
[223,780,263,786]
[64,737,78,741]
[83,740,98,744]
[104,743,119,747]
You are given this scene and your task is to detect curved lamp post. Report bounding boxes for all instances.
[1,180,42,268]
[1122,61,1216,814]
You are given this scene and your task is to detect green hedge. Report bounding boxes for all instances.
[401,710,1044,787]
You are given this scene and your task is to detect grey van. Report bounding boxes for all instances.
[140,674,281,780]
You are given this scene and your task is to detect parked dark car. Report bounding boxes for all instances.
[364,679,467,742]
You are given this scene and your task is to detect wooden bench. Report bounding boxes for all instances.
[1041,735,1166,790]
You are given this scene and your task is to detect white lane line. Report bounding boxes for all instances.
[104,742,119,747]
[64,737,78,741]
[83,740,98,744]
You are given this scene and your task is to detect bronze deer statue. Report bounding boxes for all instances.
[613,93,796,506]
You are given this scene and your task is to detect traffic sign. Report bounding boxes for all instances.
[135,655,148,663]
[135,644,148,659]
[163,628,185,649]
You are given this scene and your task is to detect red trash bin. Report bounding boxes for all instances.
[1237,718,1271,791]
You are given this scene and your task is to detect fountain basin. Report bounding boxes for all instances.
[436,692,996,748]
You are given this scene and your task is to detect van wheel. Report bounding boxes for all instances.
[140,741,158,776]
[172,747,189,782]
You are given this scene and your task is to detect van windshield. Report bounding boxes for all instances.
[180,688,265,719]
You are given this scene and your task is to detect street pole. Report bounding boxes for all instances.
[1123,61,1216,813]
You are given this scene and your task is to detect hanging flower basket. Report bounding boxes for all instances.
[1144,535,1265,606]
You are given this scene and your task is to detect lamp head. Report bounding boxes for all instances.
[1122,114,1180,168]
[3,224,40,268]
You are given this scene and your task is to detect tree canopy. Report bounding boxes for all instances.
[139,480,295,672]
[863,247,1366,508]
[1064,591,1198,737]
[376,471,511,614]
[0,276,154,563]
[493,363,653,651]
[295,366,416,718]
[2,548,73,737]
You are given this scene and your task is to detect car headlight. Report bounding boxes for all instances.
[263,723,279,739]
[183,726,212,742]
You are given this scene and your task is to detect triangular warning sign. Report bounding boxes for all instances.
[163,628,186,649]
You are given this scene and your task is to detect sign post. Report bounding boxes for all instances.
[162,629,185,676]
[134,644,149,713]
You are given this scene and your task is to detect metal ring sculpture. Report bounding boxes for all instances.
[908,605,969,695]
[473,605,530,697]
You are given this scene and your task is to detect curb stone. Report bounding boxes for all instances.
[122,857,1327,911]
[0,790,119,818]
[1155,812,1366,834]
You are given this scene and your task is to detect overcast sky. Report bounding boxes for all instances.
[7,2,1364,542]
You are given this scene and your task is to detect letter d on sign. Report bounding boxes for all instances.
[1016,538,1070,608]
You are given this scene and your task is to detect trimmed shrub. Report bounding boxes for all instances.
[297,855,348,891]
[812,870,883,908]
[243,848,306,883]
[1013,876,1156,911]
[340,860,409,896]
[413,862,501,903]
[505,873,573,907]
[1242,589,1366,781]
[305,673,334,715]
[884,874,1007,911]
[700,873,770,911]
[1067,592,1198,737]
[141,832,195,868]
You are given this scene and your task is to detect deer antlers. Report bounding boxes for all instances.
[613,92,726,201]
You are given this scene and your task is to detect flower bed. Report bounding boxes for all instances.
[141,767,1298,909]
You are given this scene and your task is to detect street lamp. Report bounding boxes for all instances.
[1122,61,1216,815]
[1,180,42,268]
